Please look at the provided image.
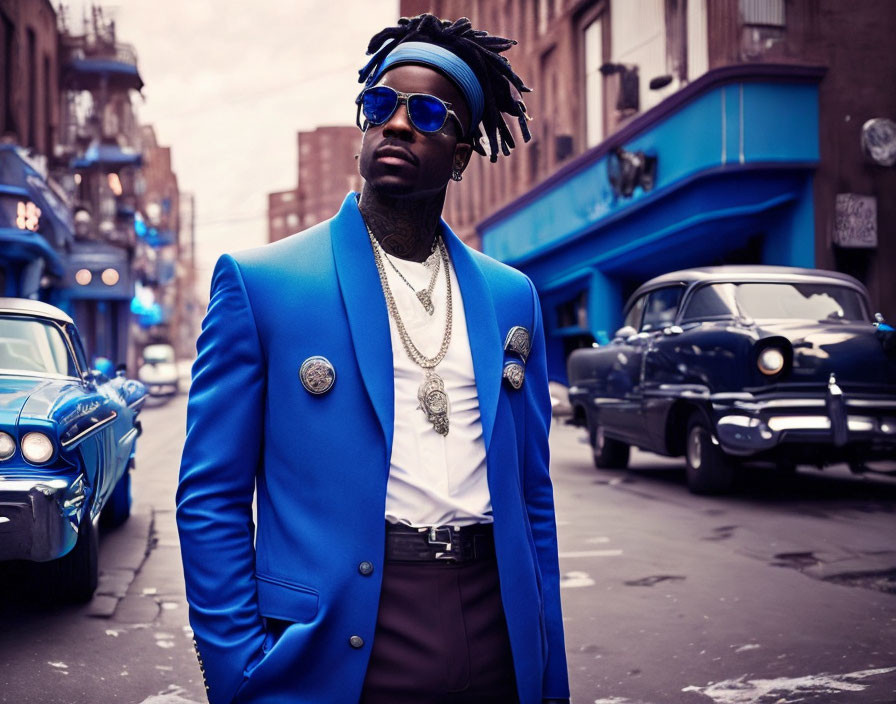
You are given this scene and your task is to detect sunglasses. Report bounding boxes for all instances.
[355,85,464,136]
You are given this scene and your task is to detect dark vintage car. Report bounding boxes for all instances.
[567,266,896,493]
[0,298,146,601]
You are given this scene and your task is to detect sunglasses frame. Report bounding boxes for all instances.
[355,85,465,136]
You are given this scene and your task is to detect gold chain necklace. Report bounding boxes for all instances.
[366,224,453,435]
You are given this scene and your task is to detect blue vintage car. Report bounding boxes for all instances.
[567,266,896,494]
[0,298,146,601]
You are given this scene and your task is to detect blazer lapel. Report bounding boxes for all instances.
[442,224,502,453]
[330,194,394,460]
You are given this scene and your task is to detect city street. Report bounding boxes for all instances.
[1,393,895,704]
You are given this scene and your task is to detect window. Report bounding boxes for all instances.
[681,284,737,321]
[641,286,685,331]
[0,316,77,377]
[26,28,36,148]
[739,0,785,26]
[1,12,13,135]
[682,283,868,323]
[687,0,708,81]
[583,17,604,148]
[739,0,786,59]
[623,295,647,331]
[555,290,588,330]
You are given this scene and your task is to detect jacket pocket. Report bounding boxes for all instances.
[255,572,319,624]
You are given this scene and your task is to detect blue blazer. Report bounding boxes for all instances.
[176,194,569,704]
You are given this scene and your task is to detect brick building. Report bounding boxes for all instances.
[0,0,59,155]
[268,126,362,243]
[268,188,300,243]
[401,0,896,381]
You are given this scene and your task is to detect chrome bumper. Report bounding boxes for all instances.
[712,380,896,456]
[0,474,87,562]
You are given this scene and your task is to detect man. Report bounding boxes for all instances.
[177,14,570,704]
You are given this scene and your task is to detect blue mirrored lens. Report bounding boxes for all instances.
[407,94,448,132]
[362,87,398,124]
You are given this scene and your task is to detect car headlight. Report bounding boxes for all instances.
[21,432,54,464]
[0,431,15,461]
[758,347,785,375]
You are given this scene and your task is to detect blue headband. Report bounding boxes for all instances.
[366,41,484,133]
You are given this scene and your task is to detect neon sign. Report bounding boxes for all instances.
[16,201,41,231]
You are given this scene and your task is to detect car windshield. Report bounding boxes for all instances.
[0,315,78,376]
[683,282,869,322]
[143,344,175,363]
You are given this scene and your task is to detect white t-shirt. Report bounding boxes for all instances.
[379,245,492,528]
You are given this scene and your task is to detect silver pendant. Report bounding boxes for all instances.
[417,370,449,435]
[299,356,336,395]
[417,290,435,315]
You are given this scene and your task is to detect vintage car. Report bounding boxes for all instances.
[567,266,896,494]
[137,342,180,397]
[0,298,146,601]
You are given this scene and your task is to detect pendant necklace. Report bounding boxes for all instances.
[366,224,453,436]
[380,243,441,315]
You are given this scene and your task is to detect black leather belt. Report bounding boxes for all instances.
[385,522,495,563]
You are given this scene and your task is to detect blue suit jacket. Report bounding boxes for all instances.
[176,194,570,704]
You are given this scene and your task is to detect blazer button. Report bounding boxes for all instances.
[349,635,364,649]
[358,561,374,576]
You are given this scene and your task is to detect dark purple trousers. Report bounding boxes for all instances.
[359,556,519,704]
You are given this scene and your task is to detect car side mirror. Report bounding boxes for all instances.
[613,325,637,342]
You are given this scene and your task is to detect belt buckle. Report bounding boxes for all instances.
[426,526,455,560]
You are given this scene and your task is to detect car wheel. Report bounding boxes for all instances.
[590,421,630,469]
[101,460,132,529]
[34,512,99,603]
[685,412,736,494]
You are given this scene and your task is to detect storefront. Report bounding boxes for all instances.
[479,64,825,382]
[0,145,73,300]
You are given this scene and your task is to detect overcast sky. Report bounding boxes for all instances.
[64,0,399,295]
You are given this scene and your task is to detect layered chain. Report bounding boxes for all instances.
[381,245,441,315]
[365,224,453,369]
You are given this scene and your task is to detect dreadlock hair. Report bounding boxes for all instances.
[359,14,532,163]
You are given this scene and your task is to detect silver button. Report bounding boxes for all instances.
[349,635,364,649]
[358,561,374,576]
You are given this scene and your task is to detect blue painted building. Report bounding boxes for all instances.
[479,64,825,382]
[0,145,74,301]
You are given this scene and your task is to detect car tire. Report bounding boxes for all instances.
[101,461,132,529]
[590,421,630,469]
[685,412,736,494]
[33,512,99,603]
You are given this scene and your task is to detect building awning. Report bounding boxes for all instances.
[0,145,74,271]
[0,228,66,277]
[62,58,144,92]
[71,139,142,172]
[480,63,826,293]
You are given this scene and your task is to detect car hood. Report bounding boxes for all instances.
[0,375,86,428]
[754,320,896,386]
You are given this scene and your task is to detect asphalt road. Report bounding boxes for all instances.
[1,394,894,704]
